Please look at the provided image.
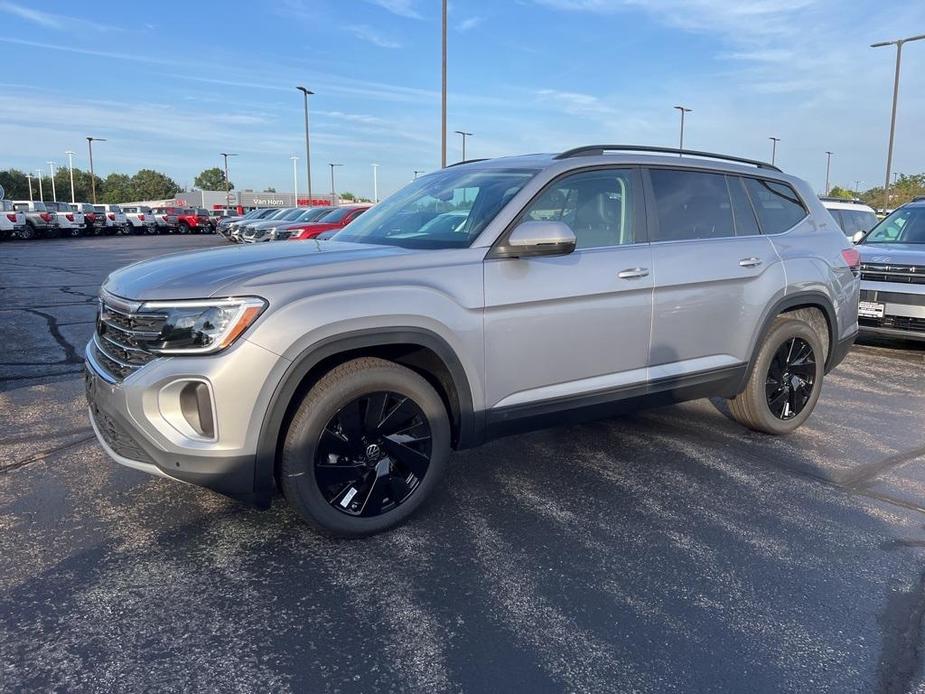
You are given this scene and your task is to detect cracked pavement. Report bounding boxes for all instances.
[2,235,925,692]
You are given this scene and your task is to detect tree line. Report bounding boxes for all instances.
[827,173,925,209]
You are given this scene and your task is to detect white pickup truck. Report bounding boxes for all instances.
[123,205,158,235]
[1,198,25,240]
[45,201,85,237]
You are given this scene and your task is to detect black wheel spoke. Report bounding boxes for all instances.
[381,436,430,478]
[765,337,816,421]
[315,389,433,518]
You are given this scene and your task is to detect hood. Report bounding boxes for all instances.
[103,240,417,301]
[858,242,925,265]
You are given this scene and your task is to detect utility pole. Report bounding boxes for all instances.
[47,162,57,202]
[441,0,447,168]
[36,169,44,201]
[824,151,833,195]
[329,163,343,206]
[871,34,925,212]
[65,151,76,203]
[86,136,106,204]
[26,172,33,202]
[769,137,780,166]
[297,86,314,202]
[454,130,473,161]
[371,163,379,203]
[220,152,237,208]
[290,156,299,205]
[674,105,691,153]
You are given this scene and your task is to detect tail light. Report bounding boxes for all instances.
[138,214,145,221]
[86,213,96,222]
[65,213,74,221]
[108,213,115,220]
[5,213,15,222]
[40,212,52,222]
[841,248,860,273]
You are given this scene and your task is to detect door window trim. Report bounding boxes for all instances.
[486,165,647,258]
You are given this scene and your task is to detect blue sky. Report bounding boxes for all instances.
[2,0,924,200]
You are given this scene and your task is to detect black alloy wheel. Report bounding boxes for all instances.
[765,337,816,420]
[314,391,433,517]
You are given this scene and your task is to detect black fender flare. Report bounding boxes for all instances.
[736,290,839,394]
[252,327,480,507]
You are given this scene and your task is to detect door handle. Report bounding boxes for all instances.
[618,267,649,279]
[739,257,763,268]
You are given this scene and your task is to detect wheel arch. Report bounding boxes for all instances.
[253,327,481,506]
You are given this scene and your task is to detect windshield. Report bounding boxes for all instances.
[863,206,925,244]
[830,208,878,236]
[333,167,539,248]
[295,207,332,222]
[110,205,122,213]
[277,208,305,221]
[318,206,359,223]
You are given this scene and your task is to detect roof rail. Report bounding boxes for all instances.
[445,158,489,168]
[554,144,781,171]
[819,196,864,204]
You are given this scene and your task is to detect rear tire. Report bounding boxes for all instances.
[178,222,190,235]
[281,357,451,537]
[20,222,37,240]
[728,315,825,435]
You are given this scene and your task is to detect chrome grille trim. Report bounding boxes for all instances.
[860,263,925,285]
[94,291,165,382]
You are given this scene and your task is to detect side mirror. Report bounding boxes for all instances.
[493,221,577,258]
[852,231,864,244]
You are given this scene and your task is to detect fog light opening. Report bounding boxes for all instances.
[179,382,215,439]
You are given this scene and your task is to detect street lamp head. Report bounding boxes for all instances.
[87,136,107,142]
[674,105,692,113]
[296,86,314,95]
[220,152,238,157]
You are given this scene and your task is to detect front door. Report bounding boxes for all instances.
[483,167,653,414]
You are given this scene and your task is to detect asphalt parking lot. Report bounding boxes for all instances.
[2,236,925,692]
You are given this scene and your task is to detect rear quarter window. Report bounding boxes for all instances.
[743,178,807,234]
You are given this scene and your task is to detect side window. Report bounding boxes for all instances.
[743,178,807,234]
[14,203,27,211]
[727,176,761,236]
[520,168,638,249]
[649,169,735,242]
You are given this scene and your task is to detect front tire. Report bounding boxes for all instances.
[281,357,451,537]
[178,222,190,235]
[728,315,825,434]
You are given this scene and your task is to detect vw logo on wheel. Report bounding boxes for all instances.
[365,443,382,461]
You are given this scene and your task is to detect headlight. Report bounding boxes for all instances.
[136,297,267,355]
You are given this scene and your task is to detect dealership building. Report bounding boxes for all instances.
[121,190,338,210]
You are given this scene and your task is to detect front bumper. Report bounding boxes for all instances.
[84,337,287,507]
[858,282,925,341]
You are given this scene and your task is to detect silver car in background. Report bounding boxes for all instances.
[85,145,859,537]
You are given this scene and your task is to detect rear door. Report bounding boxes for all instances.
[645,168,786,377]
[483,166,653,412]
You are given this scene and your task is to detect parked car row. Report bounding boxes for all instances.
[0,200,229,240]
[219,204,371,244]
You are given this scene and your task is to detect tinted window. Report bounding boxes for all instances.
[123,207,137,213]
[320,207,356,223]
[649,169,734,242]
[13,203,27,211]
[521,168,639,249]
[864,206,925,244]
[109,205,122,213]
[743,178,806,234]
[834,209,878,236]
[94,206,105,213]
[1,200,12,212]
[728,176,761,236]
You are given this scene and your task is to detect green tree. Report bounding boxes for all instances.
[101,173,134,204]
[0,169,31,199]
[340,191,356,201]
[264,187,277,193]
[825,186,854,200]
[194,167,232,191]
[131,169,180,200]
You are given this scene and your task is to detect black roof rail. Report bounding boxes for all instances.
[445,158,489,168]
[554,144,781,172]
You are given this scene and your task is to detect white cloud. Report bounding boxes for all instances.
[457,16,484,32]
[366,0,423,19]
[535,89,617,118]
[347,24,402,49]
[0,1,122,32]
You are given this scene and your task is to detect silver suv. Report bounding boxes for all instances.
[85,145,860,536]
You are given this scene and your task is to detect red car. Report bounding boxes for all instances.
[287,205,370,240]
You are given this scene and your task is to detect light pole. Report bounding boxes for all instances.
[65,150,76,203]
[220,152,237,208]
[290,156,299,205]
[329,163,343,206]
[297,86,314,203]
[413,170,425,180]
[769,137,780,166]
[371,163,379,203]
[673,105,691,153]
[824,151,833,195]
[855,180,862,196]
[86,136,106,203]
[47,161,57,202]
[454,130,473,161]
[871,35,925,213]
[26,172,33,202]
[441,0,447,168]
[36,169,44,201]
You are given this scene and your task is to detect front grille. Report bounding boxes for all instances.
[860,263,925,285]
[89,398,155,464]
[860,315,925,333]
[94,298,165,382]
